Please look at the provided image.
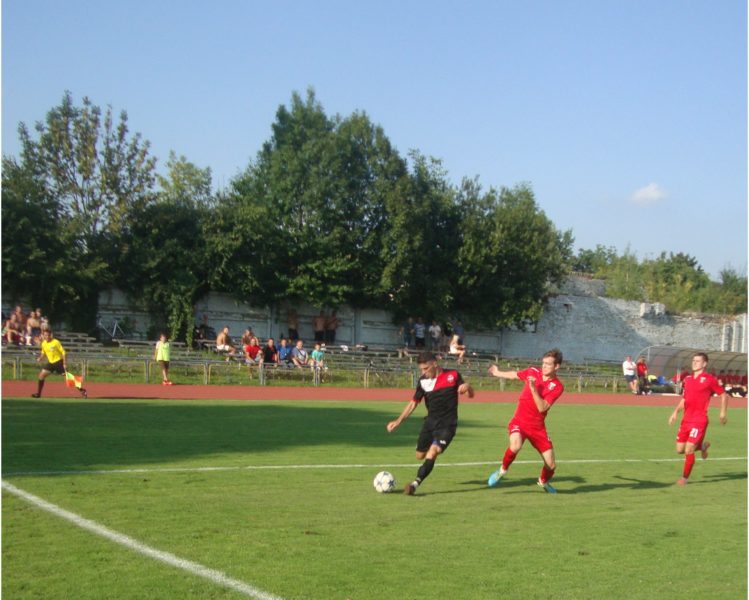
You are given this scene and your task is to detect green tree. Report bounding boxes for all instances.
[157,151,213,208]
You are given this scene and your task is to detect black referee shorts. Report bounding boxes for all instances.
[42,360,65,375]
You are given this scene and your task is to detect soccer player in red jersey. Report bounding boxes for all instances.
[386,351,474,495]
[668,352,728,486]
[486,349,564,493]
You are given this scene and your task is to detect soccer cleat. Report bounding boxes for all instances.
[537,479,557,494]
[404,483,416,496]
[676,477,688,486]
[700,441,710,460]
[31,393,40,398]
[487,469,505,487]
[80,388,88,398]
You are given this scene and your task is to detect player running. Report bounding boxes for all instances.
[386,351,474,495]
[31,329,87,398]
[486,349,564,493]
[668,352,728,486]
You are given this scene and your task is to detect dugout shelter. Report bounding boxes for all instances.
[637,346,748,380]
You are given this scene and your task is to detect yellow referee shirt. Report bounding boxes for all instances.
[41,338,66,364]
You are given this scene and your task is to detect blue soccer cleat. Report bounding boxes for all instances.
[487,469,505,487]
[537,479,557,494]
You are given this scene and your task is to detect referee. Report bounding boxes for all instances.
[31,328,87,398]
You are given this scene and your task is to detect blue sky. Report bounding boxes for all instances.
[3,0,746,279]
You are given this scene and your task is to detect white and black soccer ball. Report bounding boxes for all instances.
[373,470,396,493]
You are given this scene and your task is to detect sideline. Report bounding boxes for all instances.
[1,481,284,600]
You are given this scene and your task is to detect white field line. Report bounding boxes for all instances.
[1,481,284,600]
[3,456,746,478]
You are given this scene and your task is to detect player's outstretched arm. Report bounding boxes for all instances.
[387,399,418,433]
[488,365,518,380]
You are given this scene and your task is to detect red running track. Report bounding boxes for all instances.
[3,380,746,408]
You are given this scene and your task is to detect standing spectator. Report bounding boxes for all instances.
[310,342,326,370]
[262,338,279,365]
[386,351,474,495]
[216,326,237,360]
[154,332,172,385]
[636,357,649,395]
[668,352,728,486]
[324,310,339,345]
[428,320,442,352]
[278,338,294,368]
[31,329,87,398]
[313,311,326,343]
[292,339,309,368]
[414,317,426,348]
[622,355,637,394]
[287,309,299,342]
[399,317,415,348]
[486,349,565,493]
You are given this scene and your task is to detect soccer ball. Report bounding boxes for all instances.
[373,471,396,493]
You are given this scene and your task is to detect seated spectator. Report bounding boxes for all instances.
[3,313,22,345]
[449,334,466,364]
[277,338,294,368]
[25,309,42,346]
[291,339,309,368]
[262,338,279,365]
[244,336,263,365]
[240,329,254,348]
[216,326,237,360]
[310,342,326,370]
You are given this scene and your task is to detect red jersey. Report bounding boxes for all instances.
[682,371,724,423]
[636,362,648,377]
[512,367,564,429]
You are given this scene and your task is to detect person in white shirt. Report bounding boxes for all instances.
[622,355,637,394]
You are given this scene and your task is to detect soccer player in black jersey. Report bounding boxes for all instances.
[387,351,474,495]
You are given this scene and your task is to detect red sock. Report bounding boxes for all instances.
[683,453,696,479]
[502,448,517,471]
[540,465,555,484]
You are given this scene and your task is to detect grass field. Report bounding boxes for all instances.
[2,395,746,599]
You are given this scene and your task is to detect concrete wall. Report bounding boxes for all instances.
[6,276,744,363]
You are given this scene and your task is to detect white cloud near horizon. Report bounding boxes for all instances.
[630,182,668,206]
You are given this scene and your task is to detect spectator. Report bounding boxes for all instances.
[291,339,309,368]
[414,317,426,348]
[244,336,263,365]
[240,329,254,348]
[313,311,326,343]
[216,326,237,360]
[278,338,294,368]
[449,334,466,364]
[622,355,637,394]
[26,309,43,346]
[3,313,22,345]
[636,357,649,395]
[453,320,465,345]
[325,310,339,345]
[428,320,442,352]
[287,309,299,342]
[262,338,279,365]
[399,317,415,348]
[13,305,27,334]
[310,342,326,370]
[154,332,172,386]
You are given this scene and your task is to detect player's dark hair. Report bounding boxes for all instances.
[694,352,708,363]
[544,348,563,366]
[417,351,437,364]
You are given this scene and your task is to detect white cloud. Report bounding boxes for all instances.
[630,182,668,205]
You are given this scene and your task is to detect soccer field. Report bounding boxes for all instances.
[2,396,746,599]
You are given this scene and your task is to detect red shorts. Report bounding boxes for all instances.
[676,420,708,445]
[507,418,553,453]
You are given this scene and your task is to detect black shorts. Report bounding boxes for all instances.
[416,419,457,453]
[158,360,170,369]
[42,360,65,375]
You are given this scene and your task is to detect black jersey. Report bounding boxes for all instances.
[413,369,464,426]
